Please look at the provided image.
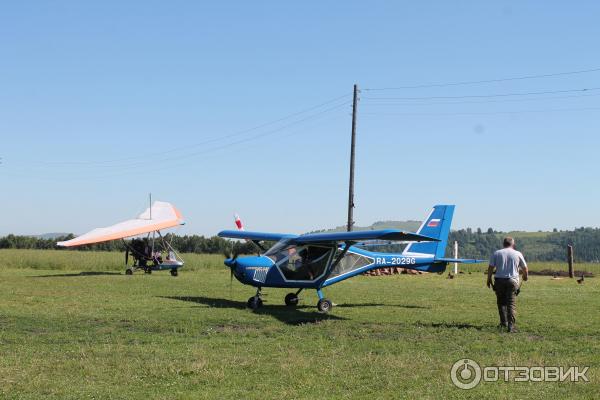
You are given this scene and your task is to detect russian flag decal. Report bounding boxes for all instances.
[427,219,441,227]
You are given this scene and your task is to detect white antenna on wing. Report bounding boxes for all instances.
[150,193,154,255]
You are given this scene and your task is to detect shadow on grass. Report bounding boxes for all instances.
[160,296,347,326]
[30,271,123,278]
[415,321,486,331]
[336,302,430,309]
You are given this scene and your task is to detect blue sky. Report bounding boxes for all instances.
[1,1,599,236]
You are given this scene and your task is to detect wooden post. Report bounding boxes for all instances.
[453,241,458,275]
[567,245,574,278]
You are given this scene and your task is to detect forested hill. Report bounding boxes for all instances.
[448,228,600,262]
[321,222,600,262]
[1,226,600,262]
[307,220,422,234]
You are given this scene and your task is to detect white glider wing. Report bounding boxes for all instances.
[57,201,184,247]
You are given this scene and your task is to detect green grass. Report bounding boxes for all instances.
[0,249,223,272]
[0,250,598,399]
[456,261,600,276]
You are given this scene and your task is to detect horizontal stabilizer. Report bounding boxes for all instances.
[435,258,485,264]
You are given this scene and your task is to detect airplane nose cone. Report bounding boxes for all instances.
[224,258,237,268]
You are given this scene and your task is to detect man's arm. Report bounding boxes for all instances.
[487,265,495,288]
[519,253,528,281]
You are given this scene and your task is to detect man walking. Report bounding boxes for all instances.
[487,237,528,333]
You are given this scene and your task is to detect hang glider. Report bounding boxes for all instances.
[57,201,184,247]
[57,201,185,276]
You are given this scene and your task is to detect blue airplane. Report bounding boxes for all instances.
[218,205,480,313]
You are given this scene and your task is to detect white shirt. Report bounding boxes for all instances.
[490,247,527,279]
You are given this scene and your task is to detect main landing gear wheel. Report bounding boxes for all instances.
[317,298,333,313]
[170,269,178,277]
[144,268,152,274]
[285,293,299,307]
[125,268,134,275]
[247,296,263,310]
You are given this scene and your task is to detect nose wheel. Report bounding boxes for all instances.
[247,288,263,310]
[247,296,263,310]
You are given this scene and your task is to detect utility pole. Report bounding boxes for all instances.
[347,84,359,232]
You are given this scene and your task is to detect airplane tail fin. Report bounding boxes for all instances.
[402,205,454,259]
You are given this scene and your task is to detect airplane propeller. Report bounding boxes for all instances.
[229,264,234,296]
[223,248,240,298]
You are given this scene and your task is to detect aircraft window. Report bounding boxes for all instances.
[329,251,373,278]
[264,239,294,262]
[276,245,332,281]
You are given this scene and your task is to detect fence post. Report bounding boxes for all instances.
[567,245,574,278]
[453,241,458,275]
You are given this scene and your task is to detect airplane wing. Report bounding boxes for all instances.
[294,230,439,244]
[218,230,297,242]
[57,201,184,247]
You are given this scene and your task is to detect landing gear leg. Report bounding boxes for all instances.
[316,289,333,313]
[285,288,303,307]
[247,287,263,310]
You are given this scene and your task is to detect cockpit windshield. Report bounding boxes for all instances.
[264,240,333,281]
[264,239,294,260]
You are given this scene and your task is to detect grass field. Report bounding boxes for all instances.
[0,250,598,399]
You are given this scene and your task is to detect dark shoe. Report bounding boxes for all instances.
[497,323,507,330]
[507,325,518,333]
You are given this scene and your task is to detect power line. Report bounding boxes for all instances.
[362,87,600,101]
[361,106,600,117]
[143,101,352,168]
[363,67,600,91]
[32,92,352,167]
[10,101,352,175]
[7,106,349,181]
[360,92,600,106]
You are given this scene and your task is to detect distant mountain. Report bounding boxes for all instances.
[308,220,422,234]
[33,233,70,240]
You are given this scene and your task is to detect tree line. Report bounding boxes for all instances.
[1,227,600,262]
[0,234,255,256]
[447,228,600,262]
